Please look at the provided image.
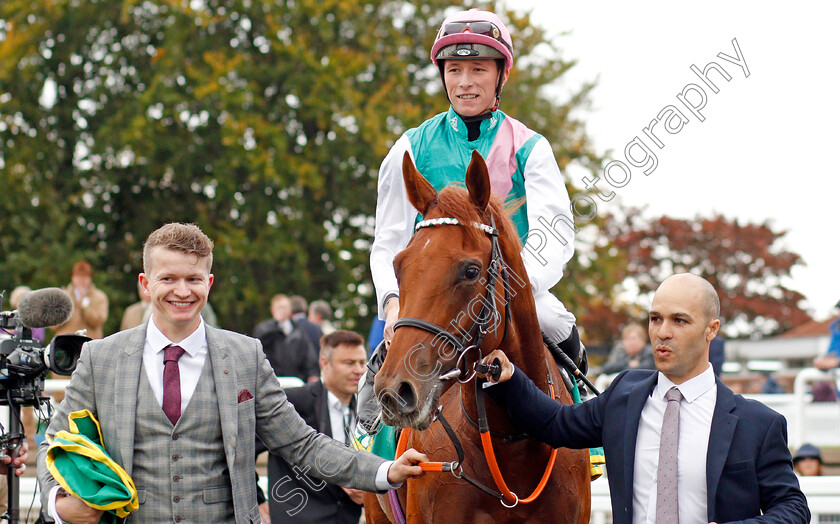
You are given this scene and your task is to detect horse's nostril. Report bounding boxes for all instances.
[397,382,417,414]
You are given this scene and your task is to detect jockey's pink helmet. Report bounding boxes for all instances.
[430,9,514,72]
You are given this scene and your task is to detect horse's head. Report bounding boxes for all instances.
[375,151,520,430]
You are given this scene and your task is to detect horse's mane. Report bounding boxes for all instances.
[435,186,523,260]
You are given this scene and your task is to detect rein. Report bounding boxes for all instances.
[391,214,557,509]
[395,364,560,508]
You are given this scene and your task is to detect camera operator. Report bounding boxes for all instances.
[0,447,28,476]
[0,286,84,521]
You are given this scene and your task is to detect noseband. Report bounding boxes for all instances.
[393,214,511,383]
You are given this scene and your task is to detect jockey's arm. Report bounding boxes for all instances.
[371,135,416,320]
[519,137,575,296]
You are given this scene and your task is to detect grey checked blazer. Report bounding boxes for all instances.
[37,323,385,523]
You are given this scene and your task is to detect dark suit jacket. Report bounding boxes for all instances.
[293,314,324,357]
[486,367,810,524]
[253,319,319,381]
[258,380,362,524]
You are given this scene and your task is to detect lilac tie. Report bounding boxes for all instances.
[656,386,683,523]
[162,345,186,425]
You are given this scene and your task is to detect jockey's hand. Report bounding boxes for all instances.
[387,448,428,484]
[477,350,514,383]
[383,297,400,345]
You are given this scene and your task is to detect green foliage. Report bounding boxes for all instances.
[0,0,614,339]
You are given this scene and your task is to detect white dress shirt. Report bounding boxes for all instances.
[326,390,353,445]
[143,317,208,414]
[633,364,717,524]
[324,389,398,490]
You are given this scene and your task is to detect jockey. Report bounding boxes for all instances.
[369,8,585,371]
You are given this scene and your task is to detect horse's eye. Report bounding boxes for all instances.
[464,266,481,280]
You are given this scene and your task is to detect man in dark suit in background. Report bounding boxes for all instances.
[478,273,809,524]
[289,294,323,356]
[258,330,368,524]
[253,294,319,382]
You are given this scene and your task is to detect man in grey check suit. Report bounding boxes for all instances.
[37,223,426,524]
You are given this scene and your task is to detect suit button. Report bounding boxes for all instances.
[172,434,179,440]
[173,496,181,503]
[175,516,182,522]
[172,454,180,461]
[173,475,180,482]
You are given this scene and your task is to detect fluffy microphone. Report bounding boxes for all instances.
[17,287,74,328]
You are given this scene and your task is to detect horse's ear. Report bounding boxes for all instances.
[466,150,491,212]
[402,152,437,216]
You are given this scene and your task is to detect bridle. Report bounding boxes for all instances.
[389,212,558,511]
[393,214,511,383]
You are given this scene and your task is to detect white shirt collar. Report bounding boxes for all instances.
[655,363,716,404]
[326,389,350,410]
[146,317,206,357]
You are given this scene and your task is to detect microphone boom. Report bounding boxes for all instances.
[16,287,74,328]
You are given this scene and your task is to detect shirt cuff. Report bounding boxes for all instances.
[375,460,401,490]
[48,486,65,524]
[381,292,399,313]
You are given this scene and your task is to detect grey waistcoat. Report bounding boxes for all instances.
[130,357,234,523]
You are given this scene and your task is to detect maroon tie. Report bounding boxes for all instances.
[162,345,186,425]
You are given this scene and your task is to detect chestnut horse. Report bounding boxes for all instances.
[366,151,590,523]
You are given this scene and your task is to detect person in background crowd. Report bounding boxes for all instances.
[253,294,318,382]
[309,300,336,335]
[121,280,152,331]
[55,260,109,339]
[257,330,368,523]
[814,299,840,370]
[1,288,36,515]
[598,323,655,375]
[792,443,824,477]
[290,294,323,356]
[477,273,809,524]
[367,317,386,356]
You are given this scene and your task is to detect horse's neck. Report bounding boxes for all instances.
[499,254,550,390]
[505,320,550,391]
[460,286,550,431]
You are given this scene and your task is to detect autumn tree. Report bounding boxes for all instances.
[609,210,812,338]
[0,0,617,337]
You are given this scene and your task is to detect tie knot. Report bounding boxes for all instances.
[665,387,683,403]
[164,344,186,363]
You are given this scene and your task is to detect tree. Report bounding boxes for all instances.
[1,0,617,339]
[609,209,812,338]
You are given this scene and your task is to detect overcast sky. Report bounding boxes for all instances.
[507,1,840,320]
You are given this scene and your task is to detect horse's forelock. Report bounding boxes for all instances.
[434,186,522,256]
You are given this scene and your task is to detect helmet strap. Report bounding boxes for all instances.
[438,63,451,104]
[492,65,505,112]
